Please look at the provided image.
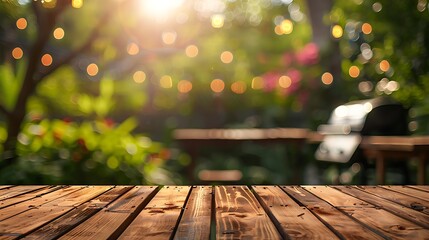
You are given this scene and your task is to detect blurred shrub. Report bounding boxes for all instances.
[0,117,177,184]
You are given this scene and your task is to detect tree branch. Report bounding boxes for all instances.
[35,8,115,83]
[0,104,10,117]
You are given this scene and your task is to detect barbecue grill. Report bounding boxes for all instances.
[315,97,408,164]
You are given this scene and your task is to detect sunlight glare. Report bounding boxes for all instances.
[141,0,184,19]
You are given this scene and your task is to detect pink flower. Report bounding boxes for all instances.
[296,43,319,65]
[262,72,280,92]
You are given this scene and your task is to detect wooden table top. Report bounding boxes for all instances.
[0,185,428,239]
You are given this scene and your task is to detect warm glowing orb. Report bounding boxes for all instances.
[141,0,183,18]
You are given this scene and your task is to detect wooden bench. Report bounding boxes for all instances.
[173,128,310,182]
[0,185,428,239]
[360,136,429,185]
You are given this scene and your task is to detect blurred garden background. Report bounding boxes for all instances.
[0,0,428,185]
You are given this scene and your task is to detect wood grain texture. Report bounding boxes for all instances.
[382,186,429,202]
[0,186,113,237]
[23,186,133,240]
[0,186,46,201]
[0,186,84,222]
[174,186,212,240]
[281,186,384,239]
[305,186,429,239]
[333,186,429,228]
[346,186,429,215]
[118,186,190,239]
[59,186,157,240]
[253,186,339,239]
[0,186,63,210]
[215,186,281,240]
[407,185,429,192]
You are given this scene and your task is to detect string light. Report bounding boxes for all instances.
[53,27,65,40]
[87,63,99,76]
[185,45,199,58]
[321,72,334,85]
[41,54,53,66]
[177,80,192,93]
[16,18,27,30]
[12,47,23,60]
[379,60,390,72]
[162,31,177,45]
[279,75,292,88]
[231,81,246,94]
[361,23,372,34]
[127,43,140,55]
[220,51,233,64]
[348,66,360,78]
[332,25,343,38]
[160,75,173,88]
[133,71,146,83]
[280,19,293,34]
[210,79,225,93]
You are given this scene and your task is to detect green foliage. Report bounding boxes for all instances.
[0,62,25,111]
[0,117,173,184]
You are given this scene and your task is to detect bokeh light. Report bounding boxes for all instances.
[12,47,23,60]
[280,19,293,34]
[127,42,140,55]
[379,60,390,72]
[251,77,264,90]
[211,14,225,28]
[231,81,246,94]
[72,0,83,9]
[220,51,233,64]
[210,79,225,93]
[185,45,199,58]
[87,63,99,76]
[133,71,146,83]
[160,75,173,88]
[53,28,65,40]
[332,25,343,38]
[348,66,360,78]
[16,18,27,30]
[278,75,292,88]
[372,2,382,12]
[361,23,372,34]
[321,72,334,85]
[41,54,53,67]
[162,31,177,45]
[177,80,193,93]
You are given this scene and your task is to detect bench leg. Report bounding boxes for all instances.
[376,155,385,184]
[418,154,426,185]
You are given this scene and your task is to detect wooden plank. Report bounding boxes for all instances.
[253,186,339,239]
[22,186,133,240]
[0,186,113,237]
[407,185,429,192]
[0,186,63,210]
[215,186,281,239]
[118,186,190,239]
[0,186,84,221]
[0,186,46,201]
[58,186,157,240]
[302,186,369,207]
[382,186,429,201]
[305,186,429,239]
[351,186,429,215]
[281,186,384,239]
[174,186,212,240]
[333,186,429,228]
